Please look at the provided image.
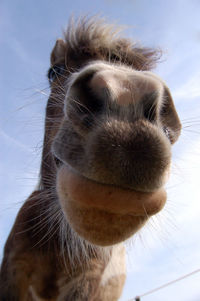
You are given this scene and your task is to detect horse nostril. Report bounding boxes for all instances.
[66,70,105,130]
[142,91,158,122]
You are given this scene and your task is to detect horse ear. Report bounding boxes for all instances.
[161,86,181,144]
[50,39,66,66]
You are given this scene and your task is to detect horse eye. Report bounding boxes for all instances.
[48,65,66,83]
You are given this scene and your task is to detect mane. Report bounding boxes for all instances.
[63,16,161,71]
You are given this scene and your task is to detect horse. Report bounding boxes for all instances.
[0,17,181,300]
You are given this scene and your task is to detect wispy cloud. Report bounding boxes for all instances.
[0,128,32,153]
[173,72,200,99]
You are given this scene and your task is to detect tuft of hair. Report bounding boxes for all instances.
[64,16,161,71]
[59,215,112,273]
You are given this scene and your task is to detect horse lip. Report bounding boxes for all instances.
[57,161,160,193]
[56,164,167,217]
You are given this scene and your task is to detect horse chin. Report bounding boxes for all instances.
[56,164,167,246]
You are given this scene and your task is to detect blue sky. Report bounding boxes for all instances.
[1,0,200,300]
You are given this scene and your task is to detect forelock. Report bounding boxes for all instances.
[63,16,161,71]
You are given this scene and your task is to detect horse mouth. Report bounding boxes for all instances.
[57,163,167,216]
[56,163,167,246]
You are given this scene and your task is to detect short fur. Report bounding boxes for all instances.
[0,17,181,300]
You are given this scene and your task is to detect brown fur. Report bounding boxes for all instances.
[0,17,181,300]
